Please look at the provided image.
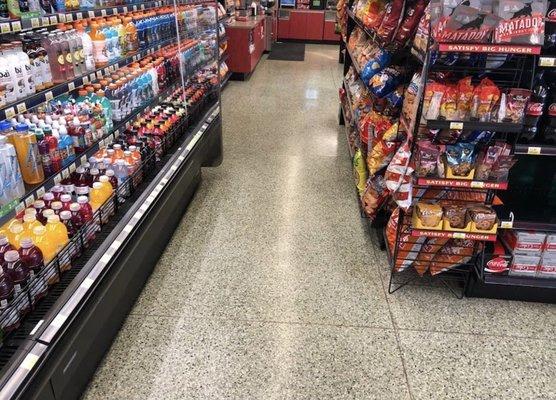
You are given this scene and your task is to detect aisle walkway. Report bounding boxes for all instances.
[84,45,555,400]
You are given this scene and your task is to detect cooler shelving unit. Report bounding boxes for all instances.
[0,1,225,399]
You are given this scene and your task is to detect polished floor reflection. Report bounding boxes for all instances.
[83,44,555,400]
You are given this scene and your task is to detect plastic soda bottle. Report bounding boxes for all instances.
[12,123,44,184]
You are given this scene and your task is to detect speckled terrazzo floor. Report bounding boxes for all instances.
[82,44,556,400]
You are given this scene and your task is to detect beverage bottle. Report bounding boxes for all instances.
[8,223,24,248]
[0,121,14,143]
[521,71,548,143]
[113,158,129,200]
[42,33,64,84]
[51,184,64,200]
[50,201,62,215]
[124,17,138,54]
[0,234,15,264]
[51,0,64,12]
[12,123,44,184]
[36,129,54,177]
[32,226,57,264]
[0,44,16,105]
[59,210,80,258]
[22,213,41,236]
[42,193,55,210]
[34,33,53,88]
[89,167,100,183]
[0,136,25,203]
[67,29,84,76]
[77,195,95,242]
[21,35,43,92]
[542,94,556,144]
[33,199,46,223]
[112,143,124,159]
[13,41,34,95]
[68,116,86,153]
[38,0,52,14]
[91,22,108,68]
[60,194,72,212]
[18,237,48,302]
[45,214,69,254]
[76,23,95,72]
[43,125,61,172]
[94,88,113,132]
[42,209,54,223]
[58,125,75,166]
[98,174,113,195]
[56,31,74,80]
[2,250,31,315]
[69,202,83,229]
[4,42,28,99]
[89,181,107,211]
[0,264,18,332]
[0,0,8,18]
[105,168,118,189]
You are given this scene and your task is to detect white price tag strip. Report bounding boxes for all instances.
[16,103,26,113]
[51,314,67,328]
[36,187,45,198]
[45,91,53,101]
[15,202,25,213]
[527,146,542,155]
[24,195,34,207]
[500,221,513,229]
[4,107,15,119]
[0,23,10,33]
[449,122,464,130]
[21,354,39,371]
[68,82,75,91]
[11,21,21,31]
[81,277,95,289]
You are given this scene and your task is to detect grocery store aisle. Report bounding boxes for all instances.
[83,45,555,400]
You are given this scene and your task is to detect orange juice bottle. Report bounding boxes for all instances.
[32,226,57,264]
[22,214,42,237]
[12,123,44,184]
[112,143,124,160]
[124,17,138,54]
[0,218,19,238]
[98,175,114,197]
[45,215,69,254]
[89,182,110,211]
[8,223,25,248]
[90,22,108,68]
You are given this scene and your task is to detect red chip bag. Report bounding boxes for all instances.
[385,140,414,210]
[386,208,427,272]
[393,0,427,46]
[377,0,405,42]
[413,238,450,276]
[429,239,476,276]
[363,0,387,29]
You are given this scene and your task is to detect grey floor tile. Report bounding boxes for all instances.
[83,315,408,400]
[398,330,556,400]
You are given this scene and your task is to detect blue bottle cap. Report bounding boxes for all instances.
[0,120,11,131]
[15,123,28,132]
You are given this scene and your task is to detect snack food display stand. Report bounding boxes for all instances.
[338,0,556,303]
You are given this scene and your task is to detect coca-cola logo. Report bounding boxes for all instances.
[485,257,509,273]
[548,9,556,22]
[549,103,556,117]
[526,102,544,116]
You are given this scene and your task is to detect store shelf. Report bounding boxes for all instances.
[347,9,385,48]
[219,52,229,63]
[437,43,542,55]
[220,71,231,88]
[426,119,523,133]
[410,229,498,242]
[514,143,556,156]
[0,0,170,34]
[344,43,362,75]
[484,273,556,289]
[416,178,508,190]
[0,36,178,121]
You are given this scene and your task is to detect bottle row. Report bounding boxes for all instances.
[0,5,213,106]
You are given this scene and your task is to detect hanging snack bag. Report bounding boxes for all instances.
[434,4,501,43]
[363,0,387,29]
[383,86,405,117]
[494,0,548,45]
[474,142,507,180]
[385,140,414,210]
[367,138,399,176]
[415,141,444,177]
[369,67,405,98]
[401,73,421,123]
[413,237,451,276]
[445,143,477,177]
[361,175,389,218]
[456,77,475,120]
[393,0,428,46]
[353,149,368,196]
[503,88,531,123]
[377,0,405,42]
[361,49,392,84]
[439,84,459,120]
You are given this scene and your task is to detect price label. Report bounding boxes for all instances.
[69,163,76,173]
[539,57,556,67]
[500,220,513,229]
[101,9,107,16]
[133,5,137,10]
[112,8,117,14]
[76,12,82,19]
[89,73,95,82]
[0,23,10,33]
[83,76,89,85]
[527,146,542,155]
[470,181,485,189]
[31,18,40,28]
[16,103,26,114]
[41,17,49,26]
[104,68,110,75]
[45,91,53,101]
[11,21,21,31]
[88,10,95,18]
[24,195,35,207]
[80,155,87,164]
[4,107,15,119]
[140,4,145,9]
[61,169,69,179]
[68,82,75,91]
[53,174,62,184]
[15,202,25,214]
[49,15,58,24]
[96,71,102,79]
[36,187,45,198]
[453,232,466,239]
[449,122,464,130]
[65,13,73,21]
[114,129,120,137]
[58,13,66,22]
[123,6,128,12]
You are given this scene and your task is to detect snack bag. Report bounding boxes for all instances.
[495,0,548,45]
[369,67,404,98]
[386,208,428,272]
[415,141,444,177]
[413,238,450,276]
[384,86,405,117]
[435,5,501,43]
[361,175,389,218]
[377,0,405,42]
[439,85,459,120]
[443,204,468,229]
[423,82,446,120]
[361,49,392,84]
[456,77,475,120]
[394,0,428,46]
[367,139,399,176]
[363,0,387,29]
[412,3,432,55]
[353,149,368,196]
[401,73,421,124]
[445,143,477,177]
[503,88,531,123]
[415,202,443,227]
[385,140,414,210]
[467,204,497,230]
[470,78,501,122]
[430,239,476,275]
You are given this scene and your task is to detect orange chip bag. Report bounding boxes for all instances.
[413,238,450,276]
[456,77,474,120]
[429,239,475,276]
[439,85,458,121]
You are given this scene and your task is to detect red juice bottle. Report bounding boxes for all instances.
[0,235,15,264]
[3,250,32,316]
[51,185,64,200]
[69,203,84,229]
[42,193,54,209]
[0,268,18,332]
[77,196,95,243]
[33,200,47,224]
[105,169,118,190]
[69,116,87,153]
[60,194,72,212]
[44,126,61,172]
[18,238,48,302]
[60,211,80,259]
[89,168,100,183]
[73,166,89,190]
